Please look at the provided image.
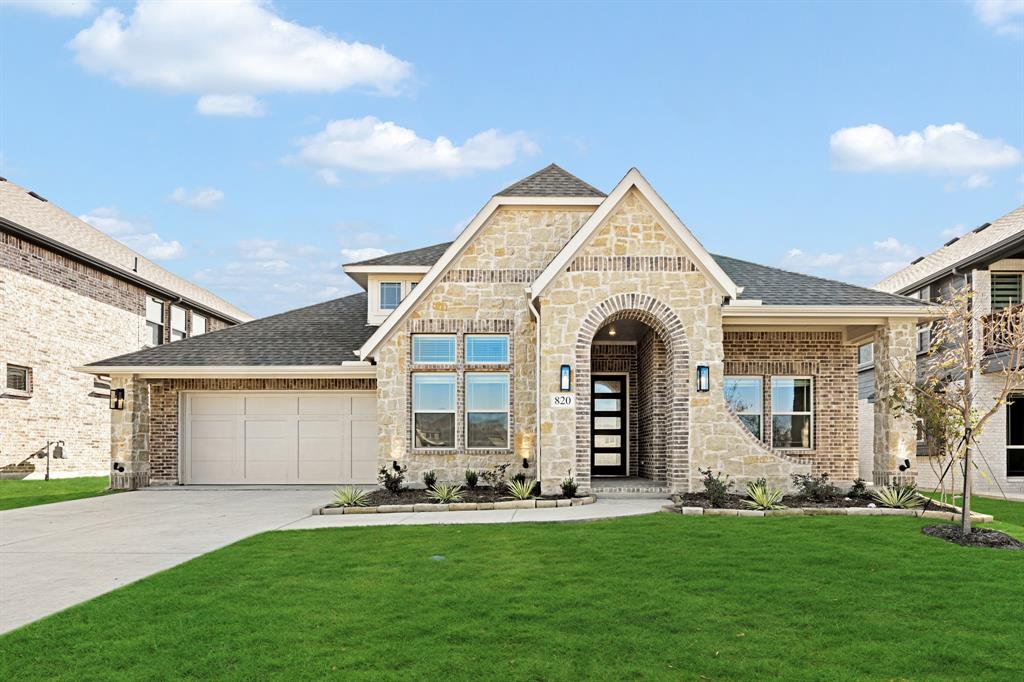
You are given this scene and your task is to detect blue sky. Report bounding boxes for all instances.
[2,0,1022,316]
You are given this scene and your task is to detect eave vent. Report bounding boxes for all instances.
[972,222,991,233]
[27,191,48,202]
[910,256,925,265]
[944,236,960,247]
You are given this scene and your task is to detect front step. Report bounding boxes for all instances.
[591,485,673,499]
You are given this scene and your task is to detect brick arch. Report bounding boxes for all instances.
[574,293,691,490]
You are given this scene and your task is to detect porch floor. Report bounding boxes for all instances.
[590,476,671,498]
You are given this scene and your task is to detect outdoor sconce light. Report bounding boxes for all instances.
[560,364,572,392]
[696,365,710,392]
[898,458,912,472]
[113,462,126,473]
[110,388,125,410]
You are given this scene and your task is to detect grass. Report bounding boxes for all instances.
[1,514,1021,681]
[0,476,111,511]
[922,491,1024,539]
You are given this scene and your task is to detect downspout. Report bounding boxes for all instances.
[527,289,543,492]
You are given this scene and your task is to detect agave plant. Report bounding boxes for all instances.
[504,478,536,500]
[333,486,372,507]
[743,479,785,510]
[426,482,464,504]
[870,483,923,509]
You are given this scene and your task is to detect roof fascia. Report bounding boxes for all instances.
[75,363,377,379]
[529,168,740,300]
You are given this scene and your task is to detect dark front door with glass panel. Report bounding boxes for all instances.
[592,375,627,476]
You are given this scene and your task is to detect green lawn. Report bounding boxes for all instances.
[923,492,1024,539]
[1,514,1021,681]
[0,476,111,511]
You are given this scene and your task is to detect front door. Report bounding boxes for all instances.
[591,375,627,476]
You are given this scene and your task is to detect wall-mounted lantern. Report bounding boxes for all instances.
[560,365,572,392]
[110,388,125,410]
[696,365,710,393]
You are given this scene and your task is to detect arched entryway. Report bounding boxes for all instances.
[574,294,691,492]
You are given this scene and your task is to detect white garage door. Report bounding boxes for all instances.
[184,392,377,484]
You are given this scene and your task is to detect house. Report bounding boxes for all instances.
[1,177,252,479]
[860,204,1024,497]
[81,165,931,494]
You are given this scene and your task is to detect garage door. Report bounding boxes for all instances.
[184,393,377,484]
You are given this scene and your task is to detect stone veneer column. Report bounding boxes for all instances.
[110,375,151,489]
[872,320,917,485]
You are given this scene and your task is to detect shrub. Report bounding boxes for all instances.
[422,470,437,488]
[480,463,511,492]
[560,476,578,499]
[378,462,408,494]
[505,478,536,500]
[511,472,527,486]
[698,468,733,508]
[426,482,464,504]
[791,472,838,502]
[871,483,923,509]
[743,479,785,510]
[464,469,479,489]
[849,478,868,498]
[333,486,371,507]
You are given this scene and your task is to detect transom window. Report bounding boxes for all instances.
[724,376,763,439]
[1006,396,1024,477]
[771,377,813,449]
[412,335,456,364]
[192,314,208,336]
[379,282,402,310]
[145,296,164,346]
[466,373,510,449]
[412,374,456,449]
[465,335,509,364]
[5,364,30,393]
[170,305,187,342]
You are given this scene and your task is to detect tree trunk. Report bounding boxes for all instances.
[961,430,972,534]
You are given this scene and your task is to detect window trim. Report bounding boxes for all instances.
[170,304,188,342]
[412,372,457,451]
[723,375,763,440]
[857,342,874,370]
[145,295,165,347]
[412,334,457,365]
[771,376,814,451]
[3,363,32,397]
[465,372,511,450]
[464,334,510,365]
[192,314,208,336]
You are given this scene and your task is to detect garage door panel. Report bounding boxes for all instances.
[189,418,236,439]
[352,396,376,415]
[300,396,348,415]
[245,419,292,439]
[189,460,241,484]
[245,396,298,415]
[190,395,243,415]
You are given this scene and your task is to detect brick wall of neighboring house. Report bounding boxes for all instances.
[145,378,377,484]
[0,230,237,478]
[723,330,859,480]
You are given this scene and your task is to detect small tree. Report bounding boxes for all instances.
[887,286,1024,533]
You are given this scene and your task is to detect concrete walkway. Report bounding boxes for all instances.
[0,488,667,634]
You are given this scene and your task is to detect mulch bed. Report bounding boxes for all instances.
[922,525,1024,550]
[671,493,960,512]
[329,487,570,507]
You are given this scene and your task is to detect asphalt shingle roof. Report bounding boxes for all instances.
[496,163,606,198]
[345,242,452,267]
[88,293,374,367]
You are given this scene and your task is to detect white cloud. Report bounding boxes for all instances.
[195,94,264,118]
[69,0,412,114]
[80,206,184,260]
[940,223,968,240]
[315,169,340,186]
[782,237,919,283]
[168,186,224,210]
[972,0,1024,36]
[295,117,539,175]
[340,247,388,262]
[963,172,993,189]
[4,0,95,16]
[830,123,1021,174]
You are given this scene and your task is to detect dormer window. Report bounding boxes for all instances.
[380,282,402,310]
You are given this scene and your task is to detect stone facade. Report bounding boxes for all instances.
[872,320,919,485]
[1,229,237,479]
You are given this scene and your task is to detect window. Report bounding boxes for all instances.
[991,273,1022,312]
[5,364,30,394]
[192,314,207,336]
[412,374,456,449]
[465,335,509,364]
[170,305,187,341]
[858,343,874,367]
[1006,396,1024,476]
[916,324,931,355]
[466,373,510,449]
[724,377,763,439]
[772,377,813,449]
[146,296,164,346]
[379,282,402,310]
[412,335,456,364]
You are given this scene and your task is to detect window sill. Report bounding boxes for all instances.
[1,388,32,399]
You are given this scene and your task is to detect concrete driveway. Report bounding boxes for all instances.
[0,487,328,634]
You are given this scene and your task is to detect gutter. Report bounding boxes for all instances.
[527,289,543,492]
[1,217,249,325]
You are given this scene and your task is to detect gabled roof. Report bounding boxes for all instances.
[85,293,374,370]
[0,177,252,323]
[712,255,924,307]
[345,242,453,267]
[496,163,606,198]
[530,168,740,300]
[876,204,1024,294]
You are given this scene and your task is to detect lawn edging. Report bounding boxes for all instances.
[665,505,994,521]
[315,495,597,515]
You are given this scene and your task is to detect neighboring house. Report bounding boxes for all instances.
[1,177,252,479]
[860,204,1024,497]
[82,165,930,494]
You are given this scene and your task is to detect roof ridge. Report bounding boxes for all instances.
[495,163,606,198]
